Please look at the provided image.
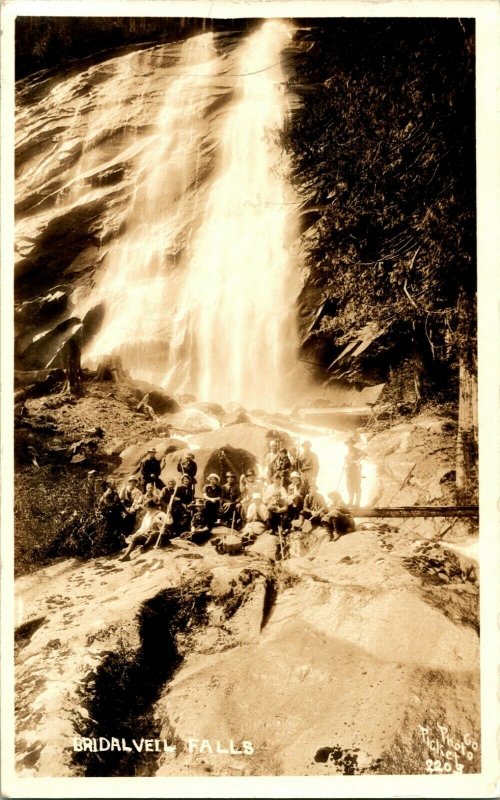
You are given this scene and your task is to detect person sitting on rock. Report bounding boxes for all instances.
[322,491,356,540]
[98,480,124,536]
[177,474,195,508]
[264,440,279,480]
[119,476,143,533]
[239,468,263,511]
[220,471,242,528]
[159,478,176,507]
[284,471,305,529]
[302,481,328,527]
[157,479,187,538]
[299,441,319,491]
[202,473,222,528]
[242,492,269,536]
[140,448,164,490]
[177,452,198,485]
[118,499,166,561]
[263,474,288,532]
[187,498,212,542]
[119,476,143,511]
[142,482,158,504]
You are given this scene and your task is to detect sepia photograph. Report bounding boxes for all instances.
[1,0,498,795]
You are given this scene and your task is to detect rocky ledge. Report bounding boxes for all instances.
[15,517,479,778]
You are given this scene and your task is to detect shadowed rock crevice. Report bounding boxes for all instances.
[73,577,211,777]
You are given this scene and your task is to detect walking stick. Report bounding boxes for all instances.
[154,481,177,550]
[277,522,285,560]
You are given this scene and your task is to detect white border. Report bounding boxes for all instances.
[1,1,499,797]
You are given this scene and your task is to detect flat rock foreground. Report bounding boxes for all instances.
[16,518,479,778]
[13,384,480,777]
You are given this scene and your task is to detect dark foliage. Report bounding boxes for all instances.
[283,18,476,390]
[15,463,123,574]
[15,16,254,79]
[73,581,210,776]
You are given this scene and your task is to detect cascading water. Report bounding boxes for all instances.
[83,20,300,411]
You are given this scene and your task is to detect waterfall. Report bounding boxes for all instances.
[84,20,300,410]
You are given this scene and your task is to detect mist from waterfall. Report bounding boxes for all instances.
[84,20,300,410]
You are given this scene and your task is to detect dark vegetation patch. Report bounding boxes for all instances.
[402,542,479,633]
[15,463,122,575]
[73,578,211,777]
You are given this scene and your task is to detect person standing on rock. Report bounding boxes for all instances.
[177,452,198,485]
[202,473,222,528]
[345,438,364,507]
[265,440,279,480]
[273,447,292,488]
[287,445,301,476]
[140,448,164,491]
[299,441,319,491]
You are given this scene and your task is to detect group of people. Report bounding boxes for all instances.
[92,435,364,563]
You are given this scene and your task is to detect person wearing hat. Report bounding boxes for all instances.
[287,445,302,475]
[118,499,165,561]
[344,439,365,507]
[264,474,288,532]
[202,473,222,528]
[119,475,142,509]
[119,475,143,532]
[177,473,195,507]
[302,481,328,528]
[184,498,211,542]
[239,468,264,515]
[220,472,242,527]
[177,452,198,485]
[299,441,319,491]
[285,471,305,527]
[322,491,356,540]
[139,447,164,491]
[265,440,279,480]
[98,479,125,545]
[243,492,270,536]
[273,447,291,488]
